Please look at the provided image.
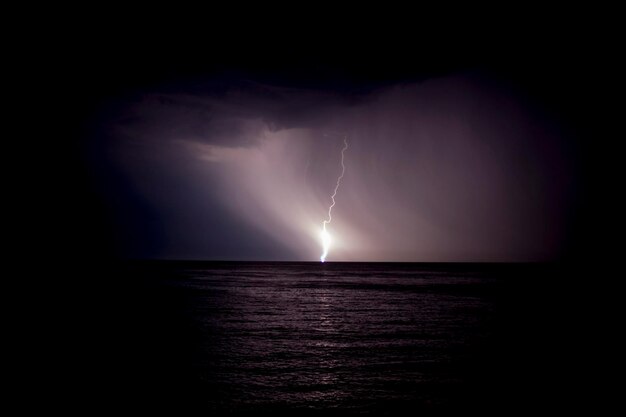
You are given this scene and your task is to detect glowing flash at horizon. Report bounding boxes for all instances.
[320,137,349,262]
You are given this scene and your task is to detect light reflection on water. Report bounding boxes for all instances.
[161,262,498,412]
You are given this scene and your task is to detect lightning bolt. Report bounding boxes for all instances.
[320,136,349,262]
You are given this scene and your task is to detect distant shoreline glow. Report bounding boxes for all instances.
[320,137,349,262]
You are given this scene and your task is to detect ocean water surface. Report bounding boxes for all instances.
[110,262,516,414]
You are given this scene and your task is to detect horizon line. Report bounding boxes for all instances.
[118,258,562,265]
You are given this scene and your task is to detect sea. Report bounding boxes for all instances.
[61,261,587,414]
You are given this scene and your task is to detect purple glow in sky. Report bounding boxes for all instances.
[94,73,575,261]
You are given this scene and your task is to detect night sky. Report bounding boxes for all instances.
[26,25,608,265]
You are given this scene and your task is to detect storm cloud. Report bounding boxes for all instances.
[93,72,575,261]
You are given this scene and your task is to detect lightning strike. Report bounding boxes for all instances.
[320,137,349,262]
